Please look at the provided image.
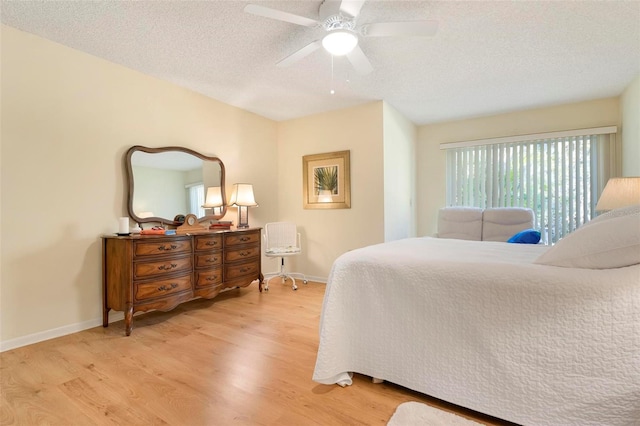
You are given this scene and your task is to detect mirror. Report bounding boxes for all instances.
[125,145,226,226]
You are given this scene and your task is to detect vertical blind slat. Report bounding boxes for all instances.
[548,141,553,244]
[585,137,590,219]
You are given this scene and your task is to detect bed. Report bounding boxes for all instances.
[312,210,640,426]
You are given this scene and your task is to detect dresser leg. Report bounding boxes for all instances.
[125,306,133,336]
[258,273,264,292]
[103,306,110,327]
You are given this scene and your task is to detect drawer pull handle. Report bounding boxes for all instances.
[240,236,250,242]
[239,267,251,273]
[158,244,178,251]
[239,251,250,257]
[206,276,219,282]
[158,283,178,291]
[158,263,178,271]
[206,257,219,263]
[205,241,219,247]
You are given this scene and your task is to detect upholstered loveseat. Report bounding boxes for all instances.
[437,207,535,242]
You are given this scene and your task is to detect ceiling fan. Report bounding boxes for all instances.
[244,0,438,75]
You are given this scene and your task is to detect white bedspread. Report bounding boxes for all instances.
[313,237,640,426]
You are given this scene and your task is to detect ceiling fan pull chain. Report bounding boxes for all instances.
[330,55,335,95]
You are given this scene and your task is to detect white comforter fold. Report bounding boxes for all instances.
[313,237,640,426]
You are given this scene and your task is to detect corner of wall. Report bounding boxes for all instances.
[381,102,418,240]
[621,74,640,176]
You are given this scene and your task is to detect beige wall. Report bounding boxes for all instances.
[621,74,640,176]
[0,26,278,347]
[2,24,637,350]
[383,103,417,241]
[417,97,622,237]
[275,102,385,281]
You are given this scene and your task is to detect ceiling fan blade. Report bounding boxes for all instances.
[244,4,319,27]
[346,45,373,75]
[277,40,322,67]
[363,21,439,37]
[339,0,366,18]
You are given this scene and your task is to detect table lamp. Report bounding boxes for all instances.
[229,183,258,228]
[595,177,640,211]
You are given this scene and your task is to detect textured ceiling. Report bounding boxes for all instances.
[2,0,639,125]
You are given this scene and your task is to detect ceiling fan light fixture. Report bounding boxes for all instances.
[322,30,358,56]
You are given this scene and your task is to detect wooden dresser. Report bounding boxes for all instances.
[102,228,263,335]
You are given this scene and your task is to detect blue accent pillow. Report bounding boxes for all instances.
[508,229,541,244]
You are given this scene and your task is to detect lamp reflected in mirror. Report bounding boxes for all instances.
[202,186,224,216]
[229,183,258,229]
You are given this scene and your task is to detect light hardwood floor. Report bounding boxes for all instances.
[1,281,514,425]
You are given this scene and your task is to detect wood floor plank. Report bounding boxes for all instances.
[1,281,512,425]
[59,376,169,425]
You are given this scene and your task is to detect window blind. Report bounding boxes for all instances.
[444,129,616,244]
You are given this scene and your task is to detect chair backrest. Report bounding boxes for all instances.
[264,222,299,250]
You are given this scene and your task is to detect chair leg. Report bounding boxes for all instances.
[263,257,306,291]
[281,258,297,290]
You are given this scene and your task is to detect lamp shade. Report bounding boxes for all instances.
[202,186,224,208]
[595,177,640,211]
[229,183,258,207]
[322,30,358,56]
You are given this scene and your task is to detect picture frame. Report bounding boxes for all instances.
[302,150,351,209]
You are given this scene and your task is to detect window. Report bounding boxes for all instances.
[443,127,616,244]
[186,183,205,218]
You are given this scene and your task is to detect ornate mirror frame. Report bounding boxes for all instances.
[125,145,226,226]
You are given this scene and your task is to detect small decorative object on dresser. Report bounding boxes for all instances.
[102,228,263,335]
[209,220,233,230]
[175,213,207,235]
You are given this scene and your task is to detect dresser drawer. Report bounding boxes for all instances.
[194,234,223,251]
[195,267,223,288]
[224,245,260,263]
[134,239,192,257]
[134,254,192,279]
[224,231,260,247]
[195,252,222,268]
[225,260,260,280]
[134,273,192,301]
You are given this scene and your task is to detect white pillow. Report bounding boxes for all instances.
[534,212,640,269]
[582,204,640,227]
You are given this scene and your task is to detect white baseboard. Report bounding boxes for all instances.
[1,278,327,352]
[0,311,125,352]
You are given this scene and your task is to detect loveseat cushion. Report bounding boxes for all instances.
[437,207,483,241]
[482,207,535,242]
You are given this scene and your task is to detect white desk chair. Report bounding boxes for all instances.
[263,222,307,291]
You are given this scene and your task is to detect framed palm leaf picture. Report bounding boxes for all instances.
[302,150,350,209]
